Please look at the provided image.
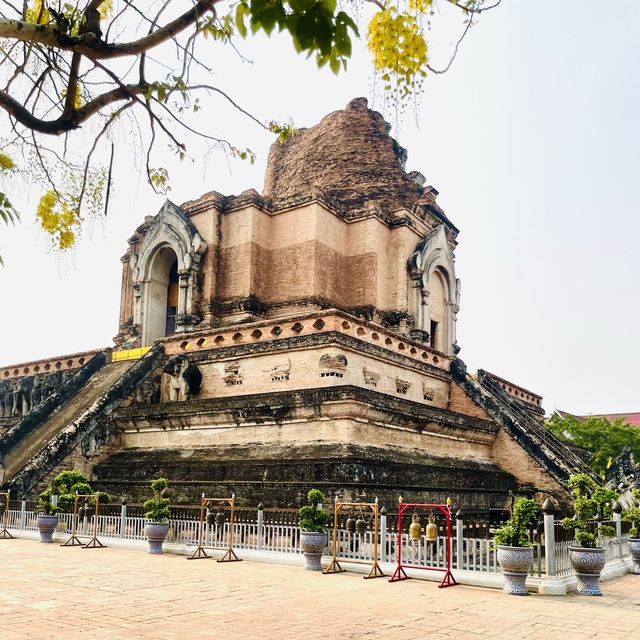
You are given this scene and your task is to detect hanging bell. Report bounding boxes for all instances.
[425,514,438,543]
[409,513,422,541]
[355,517,367,534]
[345,514,356,534]
[205,511,215,526]
[215,511,226,526]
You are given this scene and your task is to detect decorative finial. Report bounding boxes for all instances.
[542,498,555,515]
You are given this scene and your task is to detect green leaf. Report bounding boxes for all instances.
[235,2,249,37]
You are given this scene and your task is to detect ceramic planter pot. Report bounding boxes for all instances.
[36,514,59,543]
[144,522,170,554]
[628,539,640,574]
[569,546,606,595]
[300,531,327,571]
[496,545,533,595]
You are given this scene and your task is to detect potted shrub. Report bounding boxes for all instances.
[622,489,640,574]
[298,489,330,571]
[143,478,171,554]
[493,496,538,595]
[561,473,617,596]
[35,469,110,543]
[36,488,60,543]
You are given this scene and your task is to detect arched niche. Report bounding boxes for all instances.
[407,225,461,355]
[143,246,179,345]
[130,200,207,345]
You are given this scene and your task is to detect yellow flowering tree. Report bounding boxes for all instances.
[0,0,498,260]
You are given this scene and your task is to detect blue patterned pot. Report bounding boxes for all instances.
[144,522,170,554]
[300,531,327,570]
[629,539,640,574]
[569,546,606,595]
[36,515,59,543]
[497,545,533,595]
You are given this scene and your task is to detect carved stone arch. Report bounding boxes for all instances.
[130,199,207,345]
[407,225,460,354]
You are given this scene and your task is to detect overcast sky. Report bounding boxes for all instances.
[1,1,638,416]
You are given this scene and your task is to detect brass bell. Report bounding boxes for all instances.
[425,514,438,543]
[205,511,215,526]
[215,511,226,526]
[355,517,367,534]
[345,514,356,534]
[409,513,422,541]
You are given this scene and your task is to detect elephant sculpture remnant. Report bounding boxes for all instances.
[162,356,203,402]
[0,371,66,419]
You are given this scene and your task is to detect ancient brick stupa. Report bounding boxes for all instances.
[0,99,592,511]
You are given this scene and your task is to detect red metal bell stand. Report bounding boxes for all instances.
[389,499,457,588]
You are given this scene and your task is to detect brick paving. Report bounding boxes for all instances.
[2,539,640,639]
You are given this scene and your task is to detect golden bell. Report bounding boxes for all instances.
[425,514,438,543]
[409,513,422,541]
[345,515,356,534]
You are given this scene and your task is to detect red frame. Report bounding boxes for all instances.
[389,502,457,588]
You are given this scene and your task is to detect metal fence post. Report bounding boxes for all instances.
[379,507,387,563]
[120,498,127,538]
[613,501,623,559]
[20,497,26,530]
[257,502,264,551]
[456,509,464,571]
[542,498,556,577]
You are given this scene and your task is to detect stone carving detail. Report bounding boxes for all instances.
[362,367,380,387]
[319,353,347,378]
[267,360,291,383]
[223,361,243,386]
[395,378,411,395]
[422,384,435,402]
[0,372,66,419]
[162,356,203,402]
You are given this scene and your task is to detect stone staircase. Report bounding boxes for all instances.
[0,344,164,496]
[451,358,600,487]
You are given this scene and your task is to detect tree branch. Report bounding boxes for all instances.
[0,1,217,60]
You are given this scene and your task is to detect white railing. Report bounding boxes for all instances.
[5,503,632,584]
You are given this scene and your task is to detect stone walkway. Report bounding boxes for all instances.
[2,539,640,639]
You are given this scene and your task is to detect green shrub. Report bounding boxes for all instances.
[298,489,330,533]
[36,469,110,515]
[493,497,538,547]
[36,488,60,515]
[560,473,618,549]
[144,478,171,523]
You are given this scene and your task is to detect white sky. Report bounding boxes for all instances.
[0,1,638,416]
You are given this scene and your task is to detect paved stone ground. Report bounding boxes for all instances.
[2,539,640,639]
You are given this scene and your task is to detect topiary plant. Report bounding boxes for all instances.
[36,488,60,515]
[560,473,617,548]
[37,469,110,514]
[144,478,171,523]
[493,496,538,547]
[298,489,330,533]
